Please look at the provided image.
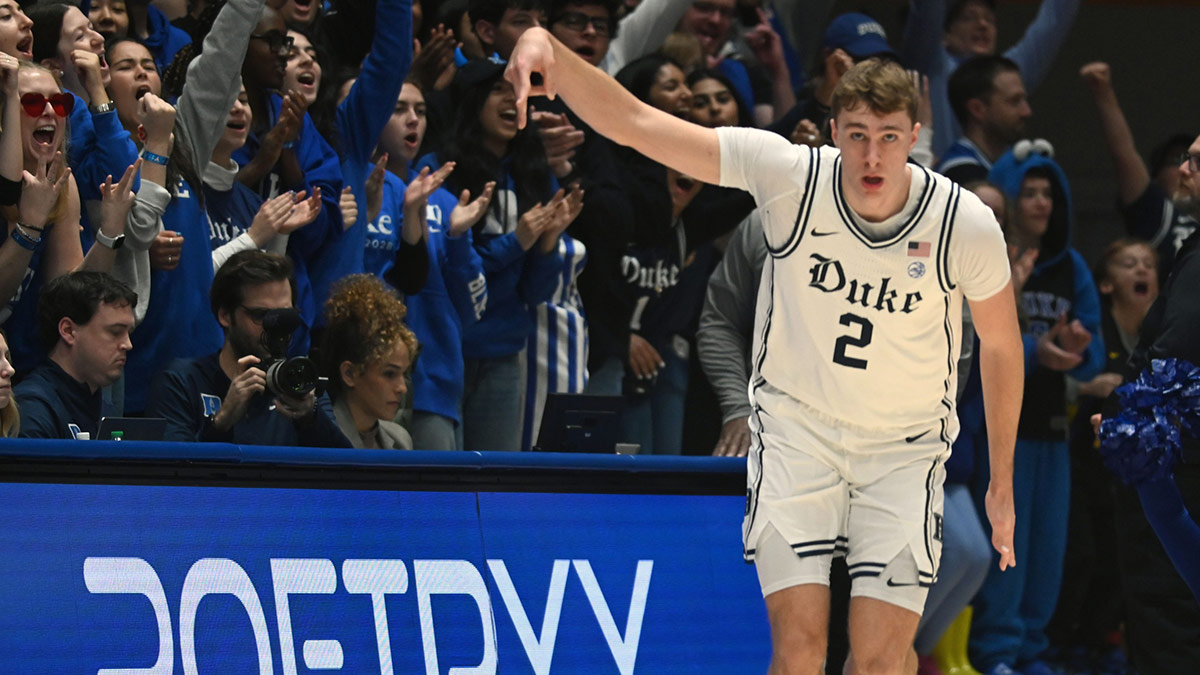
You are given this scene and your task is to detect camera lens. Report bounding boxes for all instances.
[265,356,318,397]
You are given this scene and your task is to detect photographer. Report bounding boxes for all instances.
[146,251,349,446]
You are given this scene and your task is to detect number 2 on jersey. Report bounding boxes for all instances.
[833,313,873,369]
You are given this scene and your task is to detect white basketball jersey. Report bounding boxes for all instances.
[717,127,1010,435]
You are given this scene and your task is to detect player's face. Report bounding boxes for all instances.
[944,0,996,57]
[223,279,293,361]
[1015,175,1053,239]
[344,339,411,424]
[1172,135,1200,215]
[981,71,1031,145]
[830,106,918,221]
[1100,243,1157,309]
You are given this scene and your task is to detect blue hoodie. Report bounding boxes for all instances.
[308,0,411,321]
[414,153,562,359]
[143,4,192,74]
[233,95,345,353]
[990,149,1105,440]
[364,166,488,423]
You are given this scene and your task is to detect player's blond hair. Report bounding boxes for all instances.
[830,58,917,124]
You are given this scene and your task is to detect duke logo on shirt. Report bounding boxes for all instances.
[201,394,222,418]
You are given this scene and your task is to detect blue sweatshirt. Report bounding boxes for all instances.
[67,89,141,253]
[233,95,344,351]
[124,179,226,413]
[143,4,192,74]
[146,352,350,447]
[415,153,562,358]
[989,150,1105,441]
[364,166,488,423]
[14,359,101,439]
[308,0,411,321]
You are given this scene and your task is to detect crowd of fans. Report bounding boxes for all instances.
[0,0,1197,672]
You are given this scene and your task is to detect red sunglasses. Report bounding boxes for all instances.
[20,92,75,118]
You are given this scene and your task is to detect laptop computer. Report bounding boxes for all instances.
[96,417,168,442]
[533,394,623,453]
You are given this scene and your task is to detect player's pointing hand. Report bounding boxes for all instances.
[505,27,557,129]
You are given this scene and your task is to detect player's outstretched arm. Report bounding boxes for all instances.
[505,27,720,186]
[969,282,1023,571]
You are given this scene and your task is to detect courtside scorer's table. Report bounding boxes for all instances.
[0,440,769,673]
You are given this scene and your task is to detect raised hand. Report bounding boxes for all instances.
[339,186,358,230]
[97,159,142,240]
[410,24,458,93]
[537,184,584,253]
[1036,314,1084,371]
[790,118,823,148]
[0,52,18,97]
[1079,61,1112,93]
[743,9,785,74]
[448,181,496,237]
[70,49,106,100]
[1056,314,1092,355]
[533,111,584,178]
[278,189,322,234]
[402,163,455,244]
[265,90,306,151]
[19,151,70,228]
[137,93,177,151]
[365,153,388,225]
[515,199,552,250]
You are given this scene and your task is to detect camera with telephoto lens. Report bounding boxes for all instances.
[259,308,319,397]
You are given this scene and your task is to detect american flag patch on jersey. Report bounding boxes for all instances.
[907,241,931,257]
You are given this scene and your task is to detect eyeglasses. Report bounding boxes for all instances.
[1180,152,1200,172]
[555,11,611,36]
[20,92,74,118]
[239,305,271,324]
[250,31,295,56]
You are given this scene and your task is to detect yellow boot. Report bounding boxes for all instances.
[932,606,983,675]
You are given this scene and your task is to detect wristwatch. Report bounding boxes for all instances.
[94,230,125,249]
[90,100,116,114]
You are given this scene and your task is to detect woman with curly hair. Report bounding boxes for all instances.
[321,274,419,450]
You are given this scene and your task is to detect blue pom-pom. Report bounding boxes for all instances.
[1100,358,1200,486]
[1100,409,1180,486]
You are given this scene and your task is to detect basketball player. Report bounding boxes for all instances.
[505,28,1022,675]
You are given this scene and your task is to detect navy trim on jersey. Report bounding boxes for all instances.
[936,183,961,293]
[832,158,935,249]
[743,400,768,560]
[922,455,940,576]
[769,145,820,259]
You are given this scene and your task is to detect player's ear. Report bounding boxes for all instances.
[829,118,839,146]
[910,121,920,152]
